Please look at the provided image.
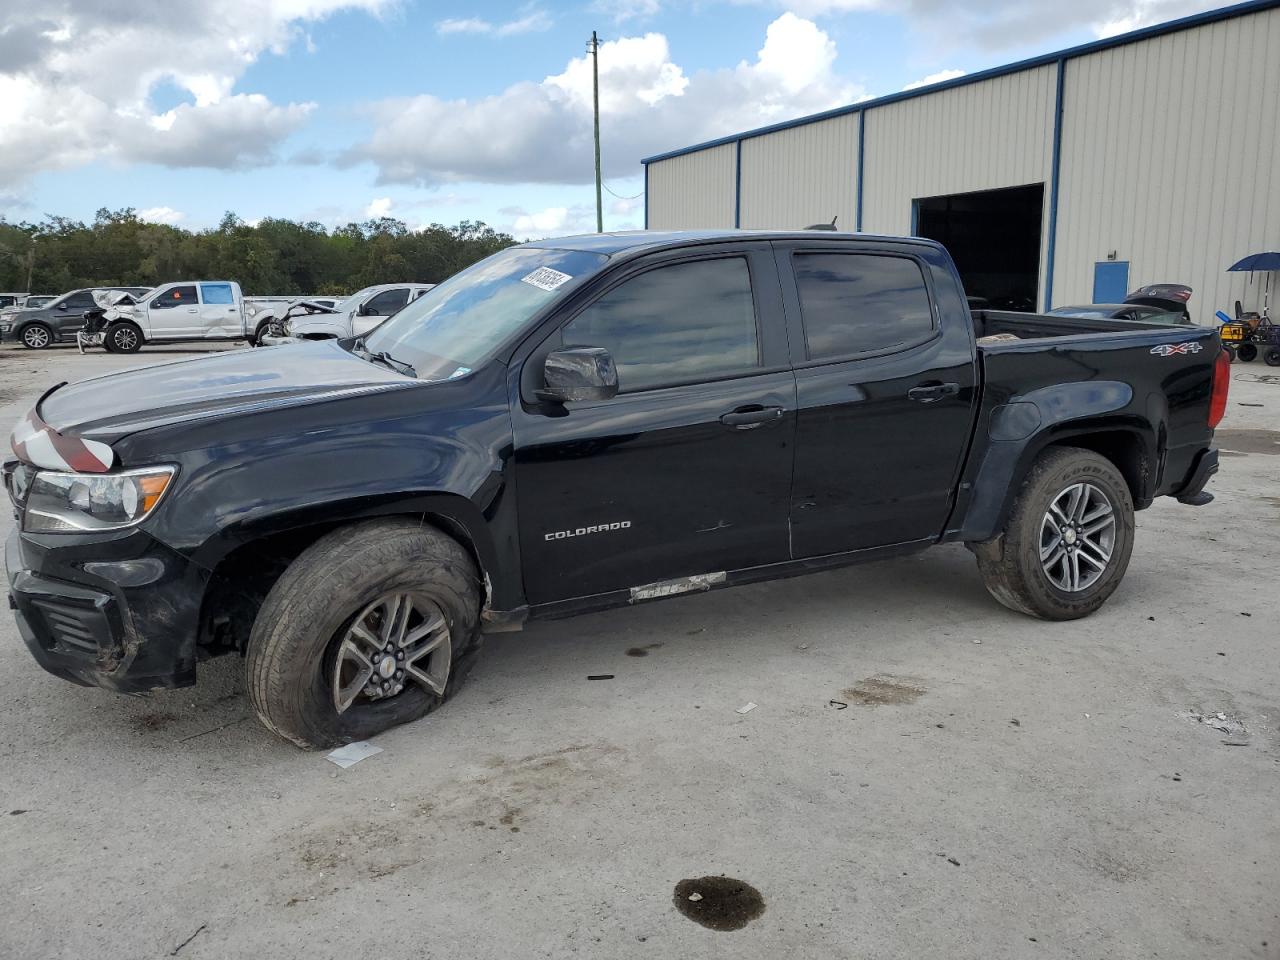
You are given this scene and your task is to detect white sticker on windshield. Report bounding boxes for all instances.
[520,267,573,292]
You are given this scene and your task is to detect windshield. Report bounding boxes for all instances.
[364,246,609,381]
[1047,306,1117,319]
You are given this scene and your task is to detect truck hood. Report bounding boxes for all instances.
[290,311,352,338]
[20,341,413,453]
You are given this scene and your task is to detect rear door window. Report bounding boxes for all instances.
[562,257,760,393]
[793,253,935,360]
[200,283,235,305]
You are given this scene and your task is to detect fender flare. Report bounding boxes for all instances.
[951,381,1158,542]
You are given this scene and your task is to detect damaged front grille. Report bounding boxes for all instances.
[29,596,121,661]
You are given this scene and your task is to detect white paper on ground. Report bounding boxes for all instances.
[326,741,383,768]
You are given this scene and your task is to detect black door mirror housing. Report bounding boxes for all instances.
[538,346,619,403]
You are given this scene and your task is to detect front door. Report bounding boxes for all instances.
[146,284,201,338]
[353,288,410,337]
[777,243,978,556]
[511,247,795,604]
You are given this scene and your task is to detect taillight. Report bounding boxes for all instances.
[1208,347,1230,428]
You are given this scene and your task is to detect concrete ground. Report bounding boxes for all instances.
[1,342,1277,960]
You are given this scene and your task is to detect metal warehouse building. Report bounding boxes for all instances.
[642,0,1280,321]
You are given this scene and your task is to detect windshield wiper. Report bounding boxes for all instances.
[353,338,417,378]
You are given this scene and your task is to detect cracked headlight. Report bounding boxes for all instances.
[23,466,176,533]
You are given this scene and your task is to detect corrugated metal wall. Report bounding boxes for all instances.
[738,113,860,231]
[1053,6,1280,322]
[859,65,1056,235]
[645,144,736,230]
[860,65,1057,306]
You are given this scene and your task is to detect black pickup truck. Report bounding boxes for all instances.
[4,231,1226,748]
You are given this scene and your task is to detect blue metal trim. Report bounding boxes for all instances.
[640,0,1280,164]
[855,112,865,232]
[643,161,649,230]
[1044,58,1066,311]
[734,139,742,228]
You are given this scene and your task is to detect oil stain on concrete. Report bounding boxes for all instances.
[1214,428,1280,455]
[843,675,926,706]
[673,876,765,931]
[625,643,664,657]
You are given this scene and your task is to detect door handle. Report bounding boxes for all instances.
[907,382,959,403]
[719,405,784,429]
[187,307,198,313]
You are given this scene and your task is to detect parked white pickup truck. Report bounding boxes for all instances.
[78,281,248,352]
[260,283,433,345]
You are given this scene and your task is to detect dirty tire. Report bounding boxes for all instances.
[107,321,143,353]
[246,519,483,749]
[972,446,1134,621]
[19,323,52,349]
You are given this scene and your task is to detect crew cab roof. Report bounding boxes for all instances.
[521,230,946,257]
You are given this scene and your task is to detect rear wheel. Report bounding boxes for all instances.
[1237,342,1258,362]
[246,519,483,749]
[107,321,143,353]
[973,447,1135,621]
[19,323,52,349]
[1265,348,1280,367]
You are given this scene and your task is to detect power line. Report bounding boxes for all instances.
[602,182,644,201]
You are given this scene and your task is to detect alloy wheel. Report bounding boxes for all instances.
[331,592,452,714]
[22,326,49,349]
[1039,482,1116,592]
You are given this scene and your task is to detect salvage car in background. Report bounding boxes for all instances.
[245,296,341,345]
[3,231,1225,748]
[1,287,151,349]
[1047,283,1194,326]
[261,283,433,345]
[78,282,246,352]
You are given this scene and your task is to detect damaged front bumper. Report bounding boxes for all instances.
[75,331,104,353]
[6,527,207,692]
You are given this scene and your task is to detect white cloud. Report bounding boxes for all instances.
[350,13,866,186]
[137,206,185,225]
[435,8,554,37]
[903,68,965,90]
[0,0,391,186]
[437,17,492,34]
[590,0,663,22]
[366,196,393,217]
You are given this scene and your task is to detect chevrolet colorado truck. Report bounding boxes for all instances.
[4,231,1226,748]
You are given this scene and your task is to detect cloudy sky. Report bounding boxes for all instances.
[0,0,1220,238]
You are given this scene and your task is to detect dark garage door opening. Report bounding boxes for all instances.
[914,184,1044,312]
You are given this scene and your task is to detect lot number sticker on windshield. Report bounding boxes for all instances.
[521,267,573,292]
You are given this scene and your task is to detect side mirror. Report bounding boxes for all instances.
[57,302,67,310]
[358,303,379,317]
[537,346,618,403]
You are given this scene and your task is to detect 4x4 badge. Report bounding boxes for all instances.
[1150,342,1203,356]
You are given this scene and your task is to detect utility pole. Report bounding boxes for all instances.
[24,240,36,292]
[590,31,603,233]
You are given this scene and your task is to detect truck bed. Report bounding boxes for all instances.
[971,308,1192,346]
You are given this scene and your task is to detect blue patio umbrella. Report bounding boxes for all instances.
[1228,251,1280,316]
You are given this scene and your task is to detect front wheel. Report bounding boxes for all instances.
[246,519,482,748]
[106,321,143,353]
[973,447,1135,621]
[1264,348,1280,367]
[19,323,53,349]
[1237,342,1258,362]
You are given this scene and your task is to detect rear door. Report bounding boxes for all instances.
[776,241,978,556]
[198,283,240,337]
[50,290,97,337]
[511,244,795,605]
